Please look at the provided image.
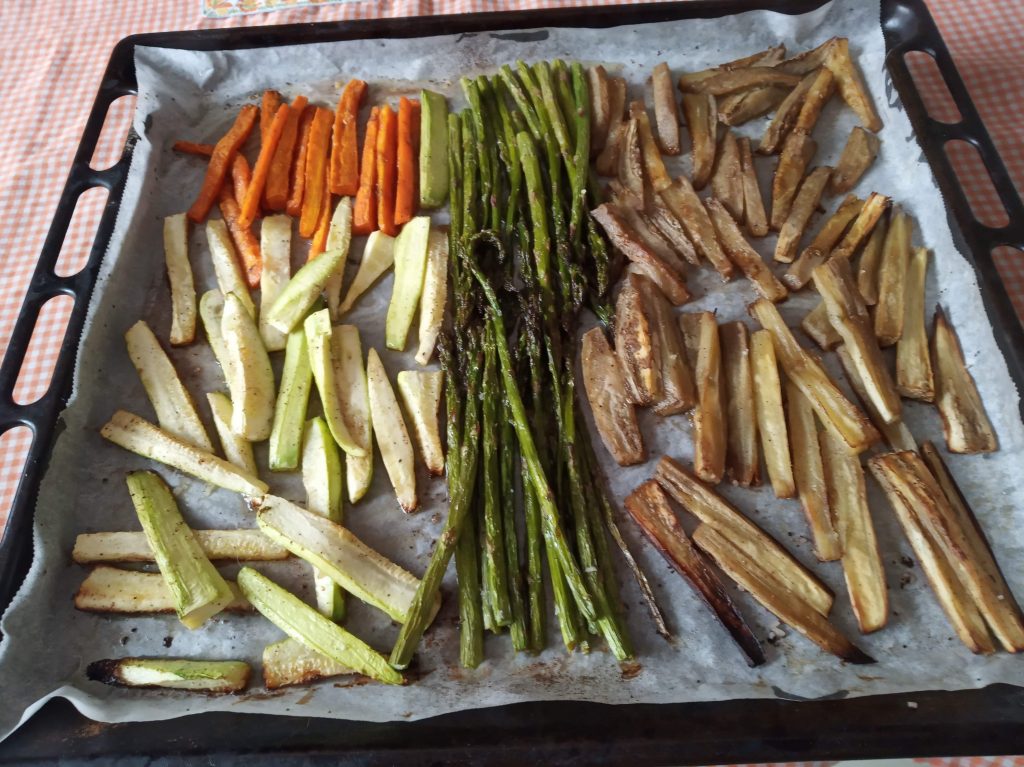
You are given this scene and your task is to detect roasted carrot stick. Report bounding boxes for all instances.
[376,104,399,237]
[173,140,214,157]
[240,104,290,228]
[218,184,262,287]
[265,95,309,211]
[395,97,419,226]
[286,105,317,218]
[330,79,368,197]
[261,90,282,144]
[353,107,380,236]
[231,154,251,206]
[299,107,334,238]
[309,174,333,261]
[187,104,258,223]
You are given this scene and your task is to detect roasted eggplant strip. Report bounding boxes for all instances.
[750,329,796,498]
[875,207,912,346]
[581,327,646,466]
[896,247,935,402]
[595,75,628,176]
[615,272,662,406]
[738,137,768,237]
[75,566,251,615]
[617,117,646,205]
[624,480,765,667]
[776,38,839,76]
[784,194,864,290]
[691,67,802,96]
[637,276,697,415]
[646,193,701,267]
[659,177,734,279]
[856,211,888,306]
[828,192,890,261]
[720,322,759,487]
[759,70,818,155]
[824,38,883,132]
[835,345,917,453]
[587,65,612,154]
[711,130,744,221]
[678,45,786,92]
[615,203,692,278]
[705,199,787,302]
[774,166,832,263]
[802,300,842,351]
[719,86,789,127]
[813,257,901,425]
[830,126,882,194]
[770,130,817,231]
[786,380,841,561]
[750,298,878,452]
[630,100,673,192]
[680,312,726,485]
[680,92,717,189]
[931,306,998,454]
[692,524,874,664]
[651,62,681,156]
[794,67,836,133]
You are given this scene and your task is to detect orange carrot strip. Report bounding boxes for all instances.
[240,104,290,228]
[287,105,317,219]
[309,174,333,261]
[187,104,259,223]
[265,95,309,211]
[231,154,251,206]
[173,140,214,157]
[299,107,335,238]
[218,184,262,287]
[329,80,368,197]
[395,97,419,226]
[376,105,399,237]
[261,90,282,144]
[353,107,380,236]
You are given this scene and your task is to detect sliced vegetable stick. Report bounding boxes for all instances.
[719,86,789,127]
[750,329,795,498]
[265,95,309,211]
[738,137,768,237]
[217,185,262,289]
[338,230,395,316]
[302,416,345,622]
[802,300,842,351]
[286,105,317,218]
[231,154,251,208]
[260,90,282,144]
[875,207,912,346]
[75,566,250,616]
[711,130,744,221]
[308,175,333,260]
[323,197,355,317]
[330,79,368,196]
[587,65,612,154]
[416,229,449,365]
[630,101,671,193]
[830,126,882,194]
[266,244,346,335]
[87,658,251,693]
[896,247,935,401]
[385,216,431,351]
[164,213,196,347]
[173,140,214,157]
[258,214,291,352]
[794,67,836,134]
[268,327,313,472]
[616,272,662,406]
[692,67,802,96]
[207,391,258,476]
[720,321,759,487]
[581,327,646,466]
[353,106,380,236]
[659,177,733,280]
[239,103,290,228]
[651,62,681,156]
[636,276,697,415]
[595,76,627,176]
[299,107,335,238]
[263,638,353,690]
[646,194,701,267]
[221,292,276,441]
[856,208,888,306]
[681,92,717,189]
[680,312,726,485]
[829,192,890,261]
[617,117,645,206]
[824,38,883,132]
[188,104,258,224]
[418,89,448,209]
[376,104,399,237]
[759,70,818,155]
[305,309,365,457]
[770,130,817,231]
[835,344,917,453]
[776,38,840,76]
[74,529,287,563]
[199,290,231,382]
[678,45,786,91]
[397,370,445,476]
[331,325,374,503]
[395,96,419,225]
[784,194,863,289]
[705,199,787,302]
[367,348,417,512]
[774,165,832,263]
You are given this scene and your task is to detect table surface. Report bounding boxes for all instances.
[0,1,1021,762]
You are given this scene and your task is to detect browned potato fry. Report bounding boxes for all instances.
[931,306,998,454]
[759,70,819,155]
[749,298,878,452]
[770,130,817,231]
[580,327,646,466]
[587,65,611,156]
[868,451,996,654]
[637,277,697,415]
[794,67,836,134]
[813,257,902,424]
[617,117,645,205]
[825,38,883,132]
[678,44,787,92]
[830,126,882,194]
[896,247,935,402]
[777,37,840,76]
[681,92,717,189]
[651,62,681,156]
[802,300,842,351]
[591,204,691,305]
[615,273,662,406]
[750,329,796,498]
[660,177,734,280]
[620,204,692,277]
[785,379,841,561]
[738,137,768,237]
[784,194,864,290]
[920,440,1024,651]
[711,130,744,221]
[719,86,790,126]
[820,429,888,633]
[705,199,787,302]
[774,165,832,263]
[693,67,802,96]
[874,207,912,345]
[692,524,874,664]
[655,455,832,614]
[856,209,888,305]
[630,101,672,192]
[680,311,726,485]
[646,194,701,267]
[595,77,627,176]
[720,322,759,487]
[829,192,890,261]
[835,344,917,453]
[624,480,766,666]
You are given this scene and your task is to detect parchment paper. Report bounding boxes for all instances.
[2,0,1023,742]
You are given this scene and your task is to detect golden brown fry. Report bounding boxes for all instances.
[693,67,802,96]
[856,209,888,306]
[646,194,701,267]
[678,45,787,91]
[771,130,817,231]
[638,277,697,415]
[621,205,692,278]
[802,301,842,351]
[711,130,744,221]
[738,137,768,237]
[651,62,681,156]
[750,330,796,498]
[681,92,717,189]
[896,247,935,402]
[587,65,612,156]
[759,70,818,155]
[829,192,890,261]
[655,455,832,614]
[660,177,734,280]
[680,312,726,485]
[874,207,912,345]
[784,194,864,290]
[615,273,662,407]
[719,86,790,126]
[581,327,646,466]
[835,344,917,453]
[825,38,883,132]
[705,199,787,302]
[868,451,996,654]
[786,379,841,561]
[813,257,902,425]
[617,117,645,206]
[776,38,840,76]
[774,166,832,263]
[931,306,998,454]
[720,322,759,487]
[630,101,672,193]
[595,77,627,177]
[749,298,878,452]
[692,524,874,664]
[820,428,888,633]
[624,481,766,666]
[794,67,836,134]
[830,126,882,194]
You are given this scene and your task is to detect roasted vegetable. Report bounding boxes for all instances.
[720,321,759,487]
[750,329,796,498]
[830,126,882,194]
[581,327,645,466]
[680,312,726,485]
[896,247,935,401]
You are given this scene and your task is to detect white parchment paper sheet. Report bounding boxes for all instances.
[1,0,1022,742]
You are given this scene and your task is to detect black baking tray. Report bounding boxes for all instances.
[2,0,1024,763]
